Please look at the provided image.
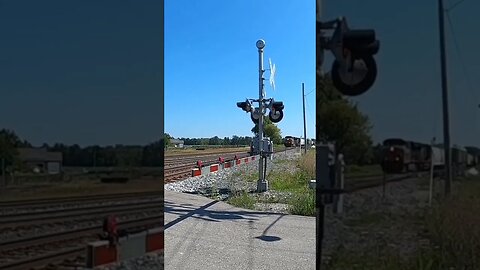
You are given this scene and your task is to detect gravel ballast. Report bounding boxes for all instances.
[165,149,302,198]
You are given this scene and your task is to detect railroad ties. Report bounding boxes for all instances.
[0,192,163,269]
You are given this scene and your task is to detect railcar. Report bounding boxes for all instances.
[431,146,444,169]
[382,138,480,174]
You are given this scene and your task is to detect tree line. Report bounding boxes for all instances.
[164,134,254,147]
[165,118,285,147]
[49,142,163,167]
[0,129,164,171]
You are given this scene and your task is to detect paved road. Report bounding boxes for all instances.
[164,190,316,270]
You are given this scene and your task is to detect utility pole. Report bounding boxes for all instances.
[438,0,452,196]
[302,83,307,155]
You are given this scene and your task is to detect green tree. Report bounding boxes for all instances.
[317,75,374,165]
[209,136,221,145]
[164,133,172,148]
[251,117,283,145]
[0,129,27,174]
[142,140,163,167]
[223,137,231,145]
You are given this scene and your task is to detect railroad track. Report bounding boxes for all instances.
[0,199,162,229]
[165,150,250,166]
[345,173,414,193]
[0,192,163,269]
[165,152,251,168]
[164,147,298,183]
[342,170,443,193]
[0,216,163,270]
[0,191,162,208]
[164,155,251,183]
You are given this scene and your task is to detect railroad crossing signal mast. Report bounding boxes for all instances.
[316,0,380,268]
[237,39,284,193]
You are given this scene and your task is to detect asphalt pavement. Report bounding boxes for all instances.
[164,190,316,270]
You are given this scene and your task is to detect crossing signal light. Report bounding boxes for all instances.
[342,30,379,56]
[269,101,284,123]
[331,29,380,97]
[318,17,380,97]
[251,108,261,124]
[236,100,252,112]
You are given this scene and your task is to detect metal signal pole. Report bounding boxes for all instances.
[257,41,268,192]
[438,0,452,195]
[302,83,307,155]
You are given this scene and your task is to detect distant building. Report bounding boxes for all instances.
[170,139,184,148]
[17,148,63,174]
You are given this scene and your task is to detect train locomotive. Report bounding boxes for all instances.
[283,136,297,147]
[381,138,479,174]
[283,136,308,148]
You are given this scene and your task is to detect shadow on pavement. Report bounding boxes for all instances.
[164,199,285,242]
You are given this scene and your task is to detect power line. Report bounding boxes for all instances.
[305,89,315,96]
[445,9,480,141]
[305,95,315,133]
[446,0,466,11]
[445,12,476,101]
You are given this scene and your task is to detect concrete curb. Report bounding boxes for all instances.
[191,155,259,177]
[86,227,163,268]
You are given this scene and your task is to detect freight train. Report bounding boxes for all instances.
[381,138,479,174]
[283,136,311,148]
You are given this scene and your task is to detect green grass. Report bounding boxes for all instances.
[268,168,315,216]
[423,178,480,269]
[272,158,290,165]
[274,144,286,152]
[288,188,315,216]
[165,146,249,156]
[345,164,382,178]
[227,191,255,209]
[297,149,315,179]
[227,151,316,216]
[269,170,310,193]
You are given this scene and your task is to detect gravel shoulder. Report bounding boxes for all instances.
[164,149,303,213]
[321,175,464,268]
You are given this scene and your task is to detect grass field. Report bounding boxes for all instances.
[165,146,249,157]
[345,164,383,178]
[165,144,288,157]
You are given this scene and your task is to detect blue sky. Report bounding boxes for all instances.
[165,0,315,140]
[2,0,477,149]
[322,0,480,147]
[0,0,163,147]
